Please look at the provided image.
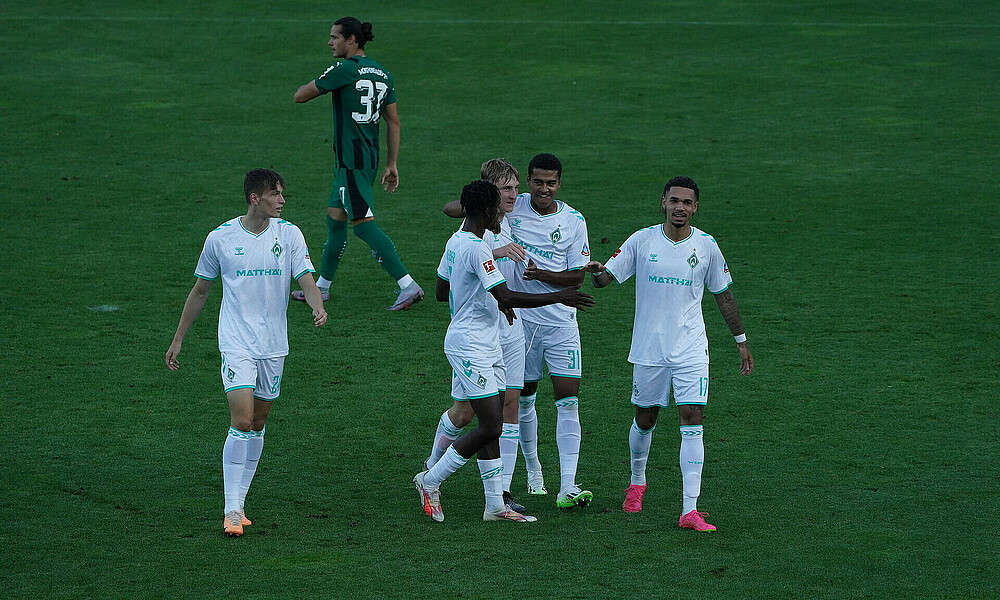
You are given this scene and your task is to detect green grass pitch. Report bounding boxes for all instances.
[3,1,998,598]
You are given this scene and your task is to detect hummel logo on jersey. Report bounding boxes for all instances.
[688,251,699,268]
[483,260,496,274]
[649,254,658,262]
[235,247,245,255]
[550,227,562,243]
[462,359,473,378]
[272,240,283,258]
[511,218,522,228]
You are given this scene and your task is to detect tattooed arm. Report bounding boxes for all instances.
[713,288,754,375]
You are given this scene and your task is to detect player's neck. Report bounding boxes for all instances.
[346,49,366,60]
[530,196,558,215]
[460,221,486,239]
[241,211,270,235]
[662,222,691,242]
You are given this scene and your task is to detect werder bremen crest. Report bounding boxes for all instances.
[687,249,699,268]
[550,226,562,243]
[477,373,487,388]
[272,239,283,258]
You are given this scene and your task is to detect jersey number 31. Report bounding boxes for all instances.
[353,79,389,124]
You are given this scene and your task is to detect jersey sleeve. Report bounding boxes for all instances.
[566,211,590,271]
[704,238,734,294]
[604,231,639,284]
[474,240,506,291]
[288,225,316,280]
[315,61,357,93]
[437,246,451,281]
[194,233,220,281]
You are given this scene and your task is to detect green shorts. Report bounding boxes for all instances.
[328,167,376,220]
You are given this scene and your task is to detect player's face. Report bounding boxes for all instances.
[256,185,285,219]
[528,169,561,212]
[495,176,519,214]
[329,25,350,58]
[661,187,698,228]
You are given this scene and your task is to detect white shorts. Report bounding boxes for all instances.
[501,337,526,390]
[523,321,581,382]
[220,352,286,401]
[447,352,505,401]
[630,363,709,407]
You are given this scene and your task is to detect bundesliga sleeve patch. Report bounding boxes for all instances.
[482,260,496,274]
[611,248,622,259]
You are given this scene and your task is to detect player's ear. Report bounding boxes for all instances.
[248,193,259,205]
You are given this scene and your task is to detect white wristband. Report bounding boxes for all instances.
[734,333,747,344]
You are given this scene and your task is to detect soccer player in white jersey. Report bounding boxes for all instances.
[427,159,532,513]
[583,176,754,532]
[165,169,328,537]
[506,153,593,509]
[413,180,594,523]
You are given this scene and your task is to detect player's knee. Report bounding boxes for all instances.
[678,404,705,425]
[230,416,253,432]
[449,403,475,428]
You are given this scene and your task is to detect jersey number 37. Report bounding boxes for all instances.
[352,80,389,124]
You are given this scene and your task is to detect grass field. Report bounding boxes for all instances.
[3,1,999,598]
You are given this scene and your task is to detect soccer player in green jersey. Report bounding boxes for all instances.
[292,17,423,310]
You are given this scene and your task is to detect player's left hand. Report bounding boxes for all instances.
[380,166,399,194]
[737,342,754,375]
[500,306,517,326]
[523,258,539,280]
[495,242,527,262]
[313,309,328,327]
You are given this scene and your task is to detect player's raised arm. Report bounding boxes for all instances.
[294,80,323,103]
[165,277,214,370]
[490,281,594,311]
[522,258,586,287]
[713,288,754,375]
[581,260,614,288]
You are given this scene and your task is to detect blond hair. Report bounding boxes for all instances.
[480,158,520,186]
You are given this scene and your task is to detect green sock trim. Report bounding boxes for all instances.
[353,220,408,280]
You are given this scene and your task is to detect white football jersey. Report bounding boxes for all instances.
[487,216,525,344]
[194,217,314,359]
[604,225,733,367]
[437,231,507,357]
[507,193,590,327]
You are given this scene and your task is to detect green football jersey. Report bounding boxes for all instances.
[315,56,397,172]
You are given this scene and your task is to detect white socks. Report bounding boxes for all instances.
[680,425,704,514]
[518,393,541,472]
[499,423,520,492]
[555,396,581,494]
[316,276,332,291]
[478,458,505,513]
[424,445,467,489]
[238,426,265,510]
[629,419,655,486]
[223,427,250,514]
[397,274,415,289]
[428,411,464,468]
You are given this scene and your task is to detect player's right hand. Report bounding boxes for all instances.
[380,166,399,194]
[556,285,595,310]
[582,260,606,273]
[314,309,328,327]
